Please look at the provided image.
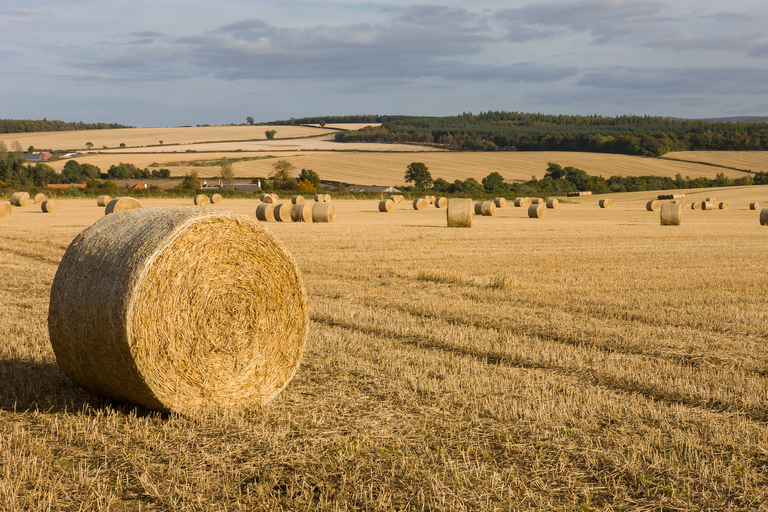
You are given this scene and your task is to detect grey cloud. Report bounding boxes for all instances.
[128,38,155,45]
[643,33,761,52]
[748,42,768,57]
[130,31,167,38]
[700,11,754,22]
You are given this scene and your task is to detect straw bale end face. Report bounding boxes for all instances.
[273,203,293,222]
[598,199,613,208]
[209,193,223,204]
[379,199,394,212]
[434,197,447,208]
[494,197,506,208]
[291,195,305,205]
[749,202,759,210]
[413,198,427,210]
[48,208,309,415]
[256,203,276,222]
[194,194,209,206]
[528,203,545,218]
[480,202,496,216]
[291,202,313,222]
[312,202,335,223]
[97,195,112,207]
[34,193,47,204]
[546,198,559,209]
[41,199,59,213]
[447,198,472,228]
[660,203,682,225]
[691,201,701,210]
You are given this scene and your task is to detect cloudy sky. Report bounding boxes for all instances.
[2,0,767,127]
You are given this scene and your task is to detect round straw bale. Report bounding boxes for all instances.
[691,201,701,210]
[546,198,559,209]
[660,203,682,225]
[262,194,277,204]
[194,194,209,206]
[379,199,394,212]
[706,197,716,203]
[10,193,19,206]
[312,202,335,223]
[494,197,507,208]
[514,197,531,208]
[599,199,613,208]
[390,194,403,203]
[480,202,496,216]
[749,202,759,210]
[41,199,59,213]
[48,207,309,415]
[291,195,305,204]
[271,194,279,201]
[434,197,447,208]
[105,197,142,215]
[324,194,331,202]
[0,203,11,218]
[719,202,729,210]
[34,193,47,204]
[413,198,427,210]
[291,202,313,222]
[259,193,270,202]
[447,198,472,228]
[11,192,30,207]
[97,195,112,207]
[421,196,433,205]
[474,202,483,215]
[528,203,546,218]
[701,201,714,211]
[314,194,325,202]
[761,208,768,226]
[273,203,293,222]
[255,203,276,222]
[209,193,222,204]
[531,198,544,205]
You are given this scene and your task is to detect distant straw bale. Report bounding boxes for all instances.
[660,203,682,226]
[646,200,660,212]
[514,197,531,207]
[658,193,684,200]
[105,197,142,215]
[324,194,331,202]
[41,199,59,213]
[273,203,293,222]
[691,202,701,210]
[379,199,394,212]
[494,197,506,208]
[567,191,592,197]
[719,202,729,210]
[528,203,546,218]
[291,203,313,222]
[750,202,760,210]
[599,199,613,208]
[194,194,209,206]
[531,198,545,204]
[447,198,472,228]
[34,193,47,204]
[314,194,325,202]
[48,207,309,415]
[259,193,270,202]
[546,198,559,209]
[312,202,335,223]
[390,195,404,203]
[0,203,11,218]
[263,194,277,204]
[11,192,30,207]
[97,195,112,207]
[413,198,427,210]
[209,193,222,204]
[291,195,305,204]
[480,202,496,216]
[422,196,434,205]
[702,201,714,211]
[706,197,716,203]
[256,203,276,222]
[671,200,688,208]
[435,197,447,208]
[761,209,768,226]
[474,202,483,215]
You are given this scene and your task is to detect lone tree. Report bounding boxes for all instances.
[246,116,254,125]
[85,142,93,150]
[404,162,433,189]
[181,171,201,190]
[265,129,277,140]
[270,159,295,189]
[220,157,235,184]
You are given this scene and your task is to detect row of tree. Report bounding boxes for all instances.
[0,119,131,134]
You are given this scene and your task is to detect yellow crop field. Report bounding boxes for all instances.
[2,187,768,509]
[664,150,768,173]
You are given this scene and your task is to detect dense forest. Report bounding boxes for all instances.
[0,119,131,134]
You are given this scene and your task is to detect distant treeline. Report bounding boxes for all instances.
[320,112,768,156]
[0,119,132,134]
[257,115,386,126]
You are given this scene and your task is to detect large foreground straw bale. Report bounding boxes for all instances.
[447,198,472,228]
[209,193,222,204]
[273,203,293,222]
[105,197,142,215]
[379,199,394,212]
[749,202,759,210]
[312,202,335,223]
[480,202,496,216]
[761,208,768,226]
[97,195,112,207]
[0,203,11,218]
[528,203,546,218]
[494,197,506,208]
[434,197,447,208]
[691,201,701,210]
[660,203,682,225]
[413,198,427,210]
[256,203,276,222]
[719,202,729,210]
[599,199,613,208]
[291,195,305,204]
[702,201,714,211]
[41,199,59,213]
[646,200,660,212]
[546,198,559,209]
[34,193,47,204]
[48,208,309,415]
[194,194,209,206]
[514,197,531,207]
[291,202,313,222]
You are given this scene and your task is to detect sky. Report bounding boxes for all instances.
[2,0,767,127]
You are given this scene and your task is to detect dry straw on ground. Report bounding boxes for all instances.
[209,193,222,204]
[0,202,11,218]
[105,197,142,215]
[446,198,472,227]
[379,199,394,212]
[646,200,661,212]
[291,202,313,222]
[750,202,760,210]
[34,193,47,204]
[273,203,293,222]
[546,198,559,209]
[291,196,305,204]
[599,199,613,208]
[480,202,496,216]
[48,207,309,415]
[528,203,546,218]
[41,200,59,213]
[413,198,427,210]
[494,197,506,208]
[761,208,768,225]
[97,195,112,207]
[660,203,683,225]
[719,202,729,210]
[435,197,447,208]
[312,202,335,223]
[10,192,30,207]
[194,194,209,206]
[256,203,276,222]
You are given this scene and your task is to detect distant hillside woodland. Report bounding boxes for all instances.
[270,112,768,156]
[0,119,131,133]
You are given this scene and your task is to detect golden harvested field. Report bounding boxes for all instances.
[664,151,768,173]
[2,186,768,510]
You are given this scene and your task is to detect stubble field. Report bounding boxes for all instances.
[1,186,768,510]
